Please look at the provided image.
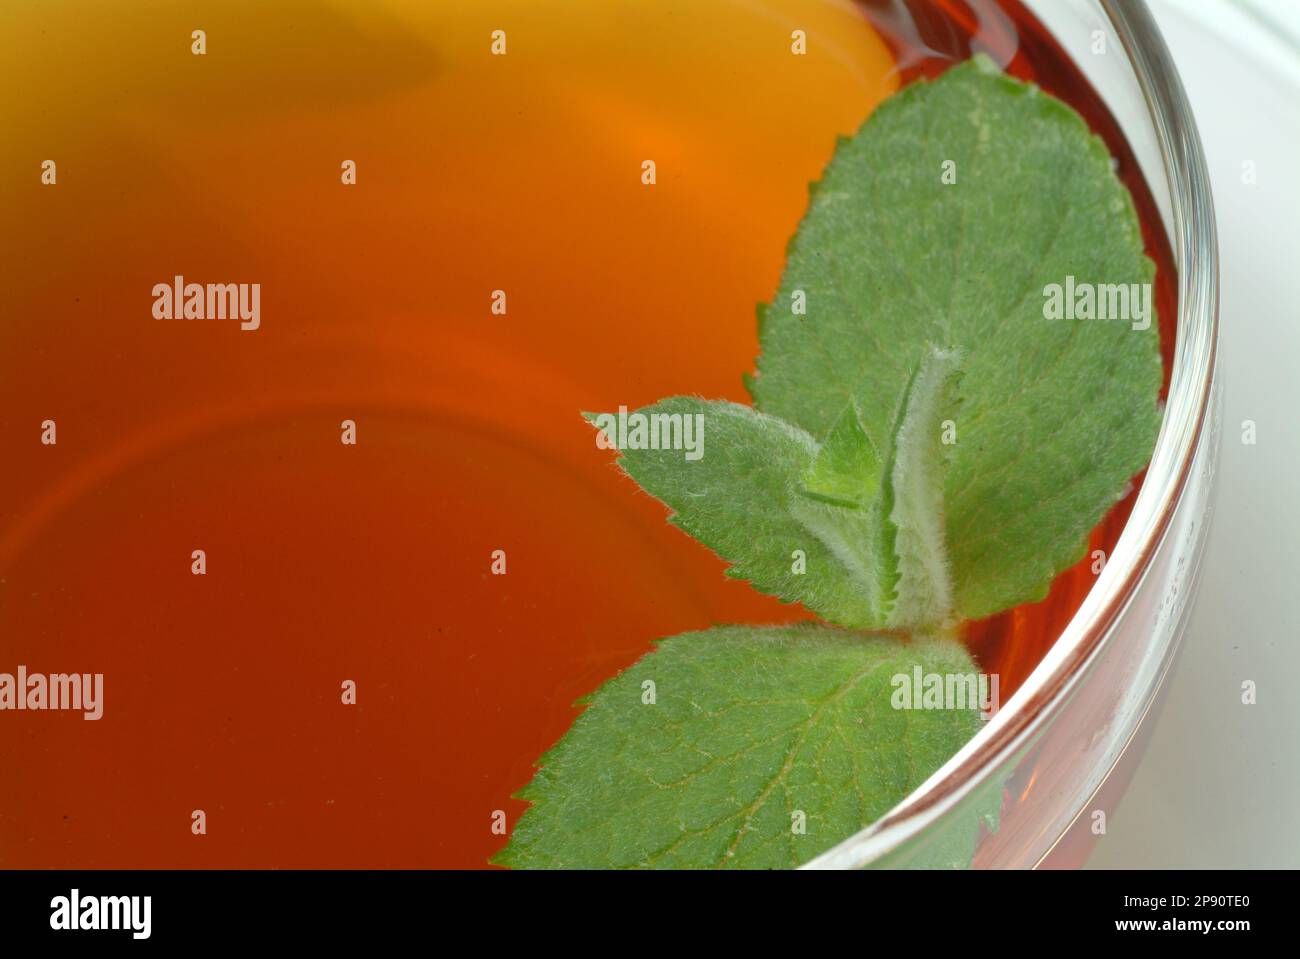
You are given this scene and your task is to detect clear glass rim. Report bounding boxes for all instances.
[807,0,1220,868]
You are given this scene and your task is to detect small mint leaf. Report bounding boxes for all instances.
[496,625,984,869]
[797,403,880,509]
[589,398,883,627]
[750,58,1163,621]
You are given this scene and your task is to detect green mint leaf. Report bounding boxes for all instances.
[750,56,1163,620]
[496,625,984,869]
[797,403,880,509]
[586,399,883,627]
[789,405,896,625]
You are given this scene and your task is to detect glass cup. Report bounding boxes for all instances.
[807,0,1220,869]
[0,0,1217,869]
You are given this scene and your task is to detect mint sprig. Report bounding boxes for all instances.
[501,56,1162,868]
[753,55,1161,621]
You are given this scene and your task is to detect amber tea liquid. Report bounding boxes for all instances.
[0,0,1174,867]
